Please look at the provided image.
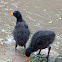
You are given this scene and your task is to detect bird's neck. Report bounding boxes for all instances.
[16,17,22,24]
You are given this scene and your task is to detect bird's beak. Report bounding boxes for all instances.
[11,13,14,16]
[27,56,29,61]
[0,41,3,45]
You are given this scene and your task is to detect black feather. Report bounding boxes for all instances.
[25,30,56,57]
[12,11,30,49]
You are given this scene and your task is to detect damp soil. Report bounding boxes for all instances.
[0,0,62,62]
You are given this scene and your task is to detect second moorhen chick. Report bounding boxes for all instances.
[25,30,56,62]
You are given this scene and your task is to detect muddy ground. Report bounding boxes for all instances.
[0,0,62,62]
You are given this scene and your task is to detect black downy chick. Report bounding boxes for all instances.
[11,11,30,50]
[25,30,56,62]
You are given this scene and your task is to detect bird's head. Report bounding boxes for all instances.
[25,47,33,61]
[11,11,22,19]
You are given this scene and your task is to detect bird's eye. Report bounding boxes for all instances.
[14,11,17,13]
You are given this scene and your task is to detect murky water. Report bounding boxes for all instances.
[0,0,62,62]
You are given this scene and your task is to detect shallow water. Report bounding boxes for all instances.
[0,0,62,62]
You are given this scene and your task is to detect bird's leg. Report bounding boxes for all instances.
[15,43,18,51]
[37,49,41,55]
[47,46,51,62]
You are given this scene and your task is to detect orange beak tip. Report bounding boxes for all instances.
[11,13,14,16]
[27,56,29,60]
